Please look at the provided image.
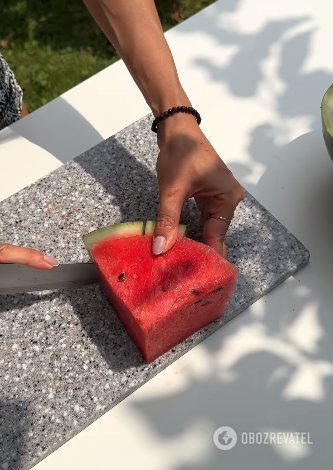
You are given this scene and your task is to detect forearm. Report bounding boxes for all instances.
[83,0,191,116]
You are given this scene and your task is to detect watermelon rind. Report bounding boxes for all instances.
[321,83,333,162]
[144,220,155,235]
[178,224,187,238]
[145,220,187,237]
[82,221,144,251]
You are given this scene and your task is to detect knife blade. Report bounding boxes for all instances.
[0,263,99,295]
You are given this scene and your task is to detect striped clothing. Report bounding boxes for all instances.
[0,51,22,130]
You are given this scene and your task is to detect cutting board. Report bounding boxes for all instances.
[0,114,309,469]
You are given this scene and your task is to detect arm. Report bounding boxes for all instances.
[83,0,190,116]
[84,0,243,257]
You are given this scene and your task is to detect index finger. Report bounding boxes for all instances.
[0,243,58,269]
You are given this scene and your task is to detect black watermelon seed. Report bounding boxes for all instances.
[213,287,222,293]
[192,288,201,295]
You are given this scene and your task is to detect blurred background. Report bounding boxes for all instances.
[0,0,215,113]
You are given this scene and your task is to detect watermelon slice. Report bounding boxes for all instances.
[83,222,238,362]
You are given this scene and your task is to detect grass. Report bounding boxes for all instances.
[0,0,215,112]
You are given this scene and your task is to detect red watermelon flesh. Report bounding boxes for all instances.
[87,227,239,362]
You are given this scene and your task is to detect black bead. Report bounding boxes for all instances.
[151,106,202,134]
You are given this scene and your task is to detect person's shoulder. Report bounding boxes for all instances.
[0,49,23,130]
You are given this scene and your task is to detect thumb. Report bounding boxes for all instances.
[0,243,58,269]
[152,188,185,255]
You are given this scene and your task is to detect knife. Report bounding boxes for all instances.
[0,263,99,295]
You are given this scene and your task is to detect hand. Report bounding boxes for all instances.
[83,0,242,256]
[152,113,243,258]
[0,243,58,269]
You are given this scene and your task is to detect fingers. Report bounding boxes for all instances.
[0,243,58,270]
[203,217,231,258]
[153,186,185,255]
[202,185,244,259]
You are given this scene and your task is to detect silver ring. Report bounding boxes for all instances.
[209,215,232,224]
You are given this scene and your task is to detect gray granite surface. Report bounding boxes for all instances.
[0,114,309,469]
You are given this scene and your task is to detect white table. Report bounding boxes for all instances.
[1,0,333,468]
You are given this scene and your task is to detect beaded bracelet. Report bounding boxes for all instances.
[151,106,201,133]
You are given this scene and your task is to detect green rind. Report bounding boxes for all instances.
[321,83,333,162]
[145,220,156,235]
[178,224,187,237]
[82,221,144,251]
[144,220,187,237]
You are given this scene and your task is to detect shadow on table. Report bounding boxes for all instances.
[9,96,104,165]
[0,125,257,374]
[2,1,333,466]
[0,398,31,470]
[125,134,333,469]
[113,2,333,469]
[177,1,332,129]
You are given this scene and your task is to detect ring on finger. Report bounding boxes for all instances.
[208,215,232,224]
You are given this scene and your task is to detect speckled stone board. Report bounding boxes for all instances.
[0,114,309,470]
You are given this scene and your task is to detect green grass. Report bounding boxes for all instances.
[0,0,215,112]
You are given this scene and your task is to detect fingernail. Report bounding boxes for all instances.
[152,236,166,255]
[44,255,59,266]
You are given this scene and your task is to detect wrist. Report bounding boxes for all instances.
[149,87,191,117]
[156,111,202,148]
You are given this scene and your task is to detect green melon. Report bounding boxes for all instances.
[321,84,333,162]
